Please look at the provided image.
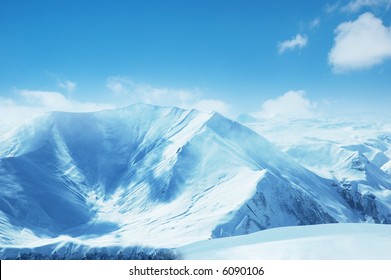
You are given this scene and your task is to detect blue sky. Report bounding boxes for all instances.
[1,0,391,122]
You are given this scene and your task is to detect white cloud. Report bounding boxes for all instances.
[342,0,391,12]
[106,76,198,106]
[252,91,318,119]
[1,78,232,131]
[310,18,321,30]
[57,80,77,92]
[0,97,15,107]
[0,90,114,129]
[325,2,341,13]
[192,99,231,116]
[106,77,130,95]
[328,12,391,72]
[45,71,77,92]
[278,34,308,54]
[19,90,73,109]
[106,76,232,116]
[18,90,113,112]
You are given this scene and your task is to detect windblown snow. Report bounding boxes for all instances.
[0,104,390,259]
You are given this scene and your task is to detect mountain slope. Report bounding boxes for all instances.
[239,115,391,225]
[180,223,391,260]
[0,105,389,250]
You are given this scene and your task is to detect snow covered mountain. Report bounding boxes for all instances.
[0,105,390,256]
[239,115,391,224]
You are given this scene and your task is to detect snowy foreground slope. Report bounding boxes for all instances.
[0,104,390,258]
[179,223,391,260]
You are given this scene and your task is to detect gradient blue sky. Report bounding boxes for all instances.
[1,0,391,120]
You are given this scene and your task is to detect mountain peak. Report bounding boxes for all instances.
[1,105,390,251]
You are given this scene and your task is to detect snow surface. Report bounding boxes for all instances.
[179,223,391,260]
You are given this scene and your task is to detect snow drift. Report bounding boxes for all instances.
[180,223,391,260]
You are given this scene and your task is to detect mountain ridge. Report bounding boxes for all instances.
[0,104,390,250]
